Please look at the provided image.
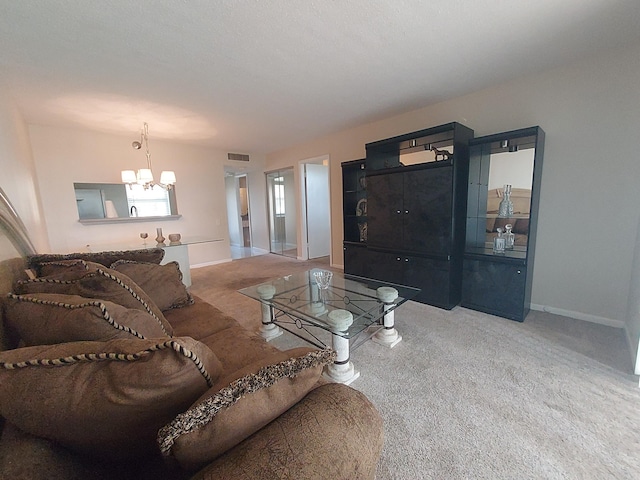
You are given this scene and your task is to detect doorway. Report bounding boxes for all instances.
[225,168,255,260]
[266,168,297,257]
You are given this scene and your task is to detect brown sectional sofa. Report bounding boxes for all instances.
[0,249,384,479]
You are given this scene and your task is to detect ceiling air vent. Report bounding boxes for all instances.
[228,153,250,162]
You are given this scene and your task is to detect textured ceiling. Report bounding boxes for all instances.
[1,1,639,154]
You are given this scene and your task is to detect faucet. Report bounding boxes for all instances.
[130,205,138,217]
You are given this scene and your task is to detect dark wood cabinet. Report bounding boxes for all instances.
[461,126,545,321]
[342,122,473,310]
[343,242,368,278]
[462,259,527,321]
[368,166,453,256]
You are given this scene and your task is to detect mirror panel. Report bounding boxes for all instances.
[73,183,178,221]
[366,129,456,171]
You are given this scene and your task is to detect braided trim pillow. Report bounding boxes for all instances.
[0,338,214,386]
[27,248,165,275]
[110,260,195,311]
[15,263,173,337]
[0,337,221,460]
[4,293,169,344]
[157,348,335,468]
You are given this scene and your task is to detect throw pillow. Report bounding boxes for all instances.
[157,347,336,471]
[14,264,174,337]
[110,260,193,311]
[4,293,170,345]
[0,337,221,460]
[27,249,165,276]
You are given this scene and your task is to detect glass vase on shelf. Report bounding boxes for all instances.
[493,227,506,254]
[504,224,515,250]
[498,184,514,218]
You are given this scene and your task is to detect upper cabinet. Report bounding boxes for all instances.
[462,126,545,321]
[365,122,471,172]
[464,126,545,259]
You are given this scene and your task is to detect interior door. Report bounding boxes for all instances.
[305,163,330,259]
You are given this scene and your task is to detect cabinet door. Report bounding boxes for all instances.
[343,244,368,277]
[403,167,453,255]
[367,173,403,250]
[366,250,404,285]
[461,259,527,321]
[403,256,452,309]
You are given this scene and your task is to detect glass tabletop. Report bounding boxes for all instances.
[239,268,420,339]
[85,237,224,252]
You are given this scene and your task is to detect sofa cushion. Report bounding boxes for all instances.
[37,258,96,278]
[27,249,165,276]
[4,293,169,345]
[189,383,384,480]
[199,325,281,373]
[110,260,193,311]
[14,264,174,337]
[0,337,221,460]
[163,295,238,341]
[157,347,335,471]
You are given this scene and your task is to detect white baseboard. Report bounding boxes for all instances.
[530,303,625,328]
[190,258,232,269]
[332,262,344,270]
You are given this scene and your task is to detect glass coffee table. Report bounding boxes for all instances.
[239,269,420,385]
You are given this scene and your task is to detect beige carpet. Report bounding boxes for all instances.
[190,254,640,479]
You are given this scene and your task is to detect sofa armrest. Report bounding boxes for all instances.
[189,383,384,480]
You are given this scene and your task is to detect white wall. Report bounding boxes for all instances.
[0,90,48,252]
[26,124,268,266]
[266,42,640,329]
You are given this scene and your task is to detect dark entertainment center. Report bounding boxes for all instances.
[342,122,545,321]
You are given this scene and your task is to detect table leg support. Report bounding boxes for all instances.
[323,310,360,385]
[257,285,282,341]
[373,286,402,348]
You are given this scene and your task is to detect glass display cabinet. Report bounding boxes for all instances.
[341,158,368,277]
[461,126,545,321]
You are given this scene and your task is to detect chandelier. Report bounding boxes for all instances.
[121,122,176,190]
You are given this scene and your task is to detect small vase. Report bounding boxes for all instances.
[498,184,514,218]
[155,227,165,245]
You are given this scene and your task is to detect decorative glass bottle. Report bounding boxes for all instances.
[504,223,515,250]
[493,227,506,254]
[498,184,514,218]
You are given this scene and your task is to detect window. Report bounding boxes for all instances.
[126,184,171,217]
[274,176,285,215]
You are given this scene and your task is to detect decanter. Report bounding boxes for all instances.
[493,227,505,254]
[504,224,515,250]
[498,184,514,218]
